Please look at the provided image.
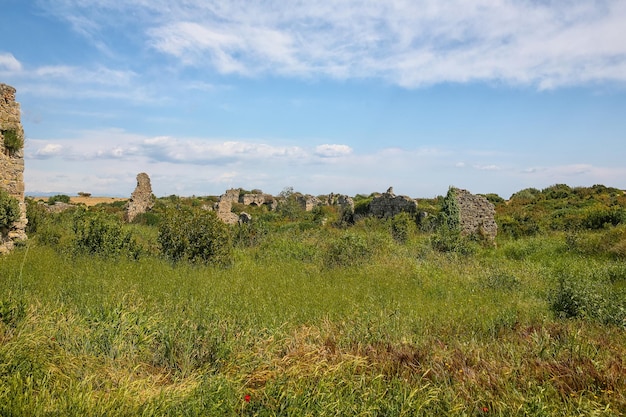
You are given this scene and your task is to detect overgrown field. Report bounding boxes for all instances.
[1,185,625,416]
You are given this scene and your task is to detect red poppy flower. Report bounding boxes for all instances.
[482,407,489,413]
[244,394,251,403]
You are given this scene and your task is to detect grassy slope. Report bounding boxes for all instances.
[1,226,625,416]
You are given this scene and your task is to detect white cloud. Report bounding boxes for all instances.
[473,164,501,171]
[24,129,626,198]
[314,144,353,158]
[33,143,63,158]
[34,0,626,89]
[0,53,22,72]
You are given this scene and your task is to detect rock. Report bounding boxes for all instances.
[369,187,417,218]
[453,188,497,243]
[0,83,27,254]
[125,173,155,222]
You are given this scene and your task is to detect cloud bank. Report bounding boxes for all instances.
[20,0,626,89]
[25,129,626,198]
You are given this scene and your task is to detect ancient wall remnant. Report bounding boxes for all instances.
[0,83,27,253]
[369,187,417,218]
[454,188,497,242]
[296,194,322,211]
[240,193,265,206]
[125,172,155,222]
[215,188,241,224]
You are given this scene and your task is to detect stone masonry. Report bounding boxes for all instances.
[454,188,497,243]
[0,83,27,253]
[369,187,417,218]
[125,172,155,222]
[215,188,241,224]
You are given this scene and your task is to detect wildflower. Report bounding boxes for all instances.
[244,394,251,403]
[482,406,489,413]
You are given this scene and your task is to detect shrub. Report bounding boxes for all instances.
[389,212,415,244]
[0,189,20,230]
[48,194,71,205]
[582,206,625,229]
[498,214,540,238]
[233,219,267,248]
[509,187,540,202]
[429,187,477,254]
[481,193,505,205]
[72,210,140,259]
[324,232,372,267]
[542,184,572,200]
[277,187,306,221]
[25,198,47,234]
[158,208,233,266]
[440,187,460,232]
[549,270,626,326]
[1,129,23,155]
[353,196,372,216]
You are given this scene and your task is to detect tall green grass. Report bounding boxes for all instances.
[1,222,625,415]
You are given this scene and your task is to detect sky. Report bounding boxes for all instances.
[1,0,625,199]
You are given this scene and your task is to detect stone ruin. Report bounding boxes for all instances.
[369,187,417,218]
[125,172,156,222]
[214,188,241,224]
[205,187,497,243]
[0,84,27,254]
[454,188,497,243]
[296,194,322,211]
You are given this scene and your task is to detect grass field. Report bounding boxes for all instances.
[1,198,625,416]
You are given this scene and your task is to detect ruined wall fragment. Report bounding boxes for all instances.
[0,84,27,253]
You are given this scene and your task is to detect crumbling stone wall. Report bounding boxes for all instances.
[369,187,417,218]
[296,194,322,211]
[215,188,241,224]
[454,188,497,242]
[0,83,27,253]
[125,172,155,222]
[240,193,265,206]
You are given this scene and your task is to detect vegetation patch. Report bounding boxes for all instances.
[0,189,20,231]
[0,184,625,414]
[1,129,23,155]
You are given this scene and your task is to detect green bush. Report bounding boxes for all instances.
[429,187,477,254]
[549,270,626,326]
[353,196,372,216]
[47,194,71,205]
[1,129,23,155]
[72,210,140,259]
[582,206,625,229]
[498,214,540,238]
[324,232,372,267]
[233,219,267,248]
[389,212,415,244]
[25,198,46,234]
[565,226,626,259]
[0,189,20,230]
[509,187,540,202]
[158,208,233,267]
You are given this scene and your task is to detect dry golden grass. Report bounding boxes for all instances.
[71,196,127,207]
[31,196,128,207]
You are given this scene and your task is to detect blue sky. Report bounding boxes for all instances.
[1,0,625,198]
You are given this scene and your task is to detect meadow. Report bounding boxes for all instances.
[0,185,625,416]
